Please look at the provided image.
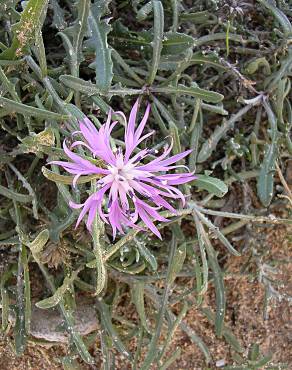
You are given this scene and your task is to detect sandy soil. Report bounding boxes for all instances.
[0,224,291,370]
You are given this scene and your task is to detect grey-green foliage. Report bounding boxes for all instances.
[59,0,91,78]
[86,0,113,91]
[0,0,291,368]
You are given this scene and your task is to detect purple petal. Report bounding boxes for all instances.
[151,195,177,213]
[125,99,139,147]
[69,201,84,209]
[156,149,193,167]
[63,141,106,173]
[134,202,162,239]
[74,194,95,228]
[156,173,197,185]
[134,103,150,142]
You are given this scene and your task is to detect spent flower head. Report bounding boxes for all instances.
[50,100,196,239]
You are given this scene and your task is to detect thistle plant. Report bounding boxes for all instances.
[51,100,196,238]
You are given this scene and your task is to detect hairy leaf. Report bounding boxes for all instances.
[86,0,113,91]
[0,0,49,60]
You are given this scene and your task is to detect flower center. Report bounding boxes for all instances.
[108,163,135,184]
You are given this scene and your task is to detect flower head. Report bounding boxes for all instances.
[50,100,196,239]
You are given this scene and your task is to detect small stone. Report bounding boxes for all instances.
[216,359,226,367]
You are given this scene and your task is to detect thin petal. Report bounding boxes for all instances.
[134,103,150,141]
[136,205,162,239]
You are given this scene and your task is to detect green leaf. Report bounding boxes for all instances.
[195,174,228,198]
[257,0,292,36]
[50,0,67,30]
[0,65,20,101]
[20,127,55,154]
[136,1,152,21]
[245,57,271,75]
[190,51,226,71]
[158,303,188,363]
[28,229,49,255]
[197,104,254,162]
[159,348,181,370]
[136,241,158,270]
[22,247,31,334]
[1,286,9,332]
[42,167,101,185]
[14,245,28,355]
[202,308,243,353]
[97,300,132,360]
[167,242,186,285]
[60,75,142,96]
[61,0,90,76]
[152,85,224,103]
[36,268,81,309]
[162,32,194,55]
[91,208,107,296]
[147,0,164,84]
[195,234,208,299]
[0,184,32,203]
[110,20,152,50]
[194,215,225,337]
[86,1,113,91]
[207,249,225,337]
[1,266,17,331]
[249,343,260,361]
[257,101,278,207]
[61,357,82,370]
[0,96,69,120]
[179,11,213,24]
[111,21,195,56]
[253,353,273,368]
[257,142,278,207]
[195,207,240,256]
[35,29,47,77]
[0,0,17,13]
[132,282,150,333]
[0,0,49,60]
[65,103,88,120]
[169,121,181,155]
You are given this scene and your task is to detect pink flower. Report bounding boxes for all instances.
[50,100,196,239]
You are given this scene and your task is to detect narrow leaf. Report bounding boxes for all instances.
[167,242,186,285]
[162,32,194,55]
[195,174,228,198]
[60,75,142,96]
[42,167,101,185]
[36,268,82,309]
[152,85,224,103]
[14,245,27,355]
[136,241,158,270]
[257,100,278,207]
[0,0,49,60]
[257,0,292,36]
[147,0,164,84]
[97,300,132,359]
[86,1,113,91]
[28,229,49,255]
[0,184,32,203]
[0,96,69,120]
[202,308,243,353]
[194,214,225,337]
[132,282,150,333]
